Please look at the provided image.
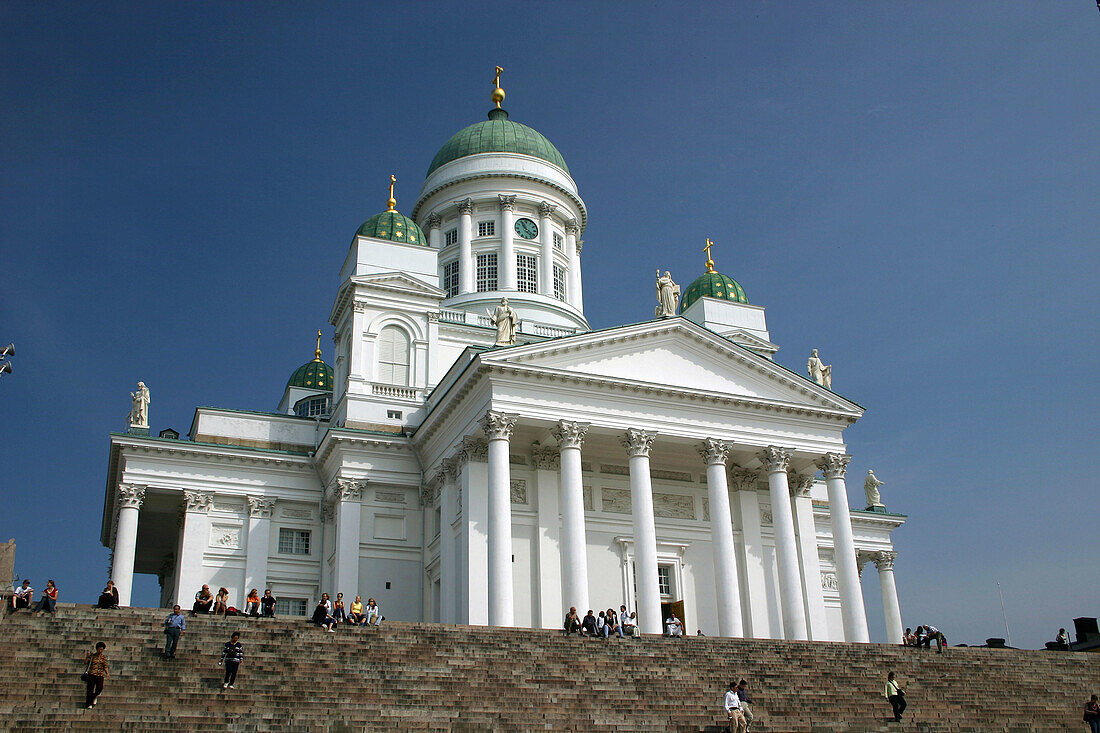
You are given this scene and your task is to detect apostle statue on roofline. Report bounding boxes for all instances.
[864,469,886,510]
[128,381,150,429]
[655,269,680,318]
[807,349,832,390]
[488,297,518,346]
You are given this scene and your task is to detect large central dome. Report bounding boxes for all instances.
[426,108,569,177]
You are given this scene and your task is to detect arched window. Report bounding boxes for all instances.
[376,326,410,385]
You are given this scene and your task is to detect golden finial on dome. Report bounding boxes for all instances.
[386,174,397,212]
[703,238,717,273]
[313,329,323,362]
[491,65,505,109]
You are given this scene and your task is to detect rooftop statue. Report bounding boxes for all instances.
[864,469,886,509]
[807,349,832,390]
[128,381,150,429]
[488,297,518,346]
[655,270,680,318]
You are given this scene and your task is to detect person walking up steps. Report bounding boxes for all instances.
[163,605,186,658]
[219,631,243,689]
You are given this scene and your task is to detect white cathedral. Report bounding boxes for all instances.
[101,73,906,643]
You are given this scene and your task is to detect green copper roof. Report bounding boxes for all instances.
[355,210,427,246]
[427,108,569,177]
[679,271,749,313]
[286,359,333,392]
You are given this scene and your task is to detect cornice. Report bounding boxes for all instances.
[313,430,413,467]
[412,170,588,232]
[112,435,312,470]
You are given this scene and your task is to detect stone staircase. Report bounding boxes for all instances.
[0,604,1095,732]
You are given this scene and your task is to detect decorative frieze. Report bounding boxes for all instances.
[510,479,527,505]
[702,500,710,522]
[620,428,655,458]
[652,469,694,483]
[602,488,631,514]
[281,507,312,520]
[183,490,213,513]
[209,524,241,549]
[509,454,527,465]
[530,446,560,471]
[821,572,839,592]
[816,452,851,480]
[653,493,695,520]
[697,438,730,466]
[758,446,792,474]
[246,496,276,518]
[377,489,406,504]
[600,464,629,476]
[760,504,773,525]
[117,484,147,510]
[213,499,244,514]
[478,411,517,441]
[553,421,589,451]
[582,486,594,511]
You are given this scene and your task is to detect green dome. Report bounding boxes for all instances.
[426,109,569,177]
[287,359,333,392]
[679,270,749,313]
[355,210,427,246]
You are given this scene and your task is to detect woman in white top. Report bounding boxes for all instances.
[365,598,382,626]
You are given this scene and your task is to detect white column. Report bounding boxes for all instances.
[759,447,808,640]
[789,473,829,640]
[427,212,442,250]
[349,302,366,383]
[457,198,474,294]
[698,440,744,637]
[243,497,275,604]
[111,484,146,607]
[532,447,563,628]
[332,479,365,601]
[479,411,518,626]
[874,551,904,644]
[175,490,213,605]
[622,429,661,635]
[538,201,555,297]
[455,438,488,624]
[553,421,590,615]
[439,459,458,624]
[817,453,870,642]
[498,195,516,291]
[730,468,771,638]
[565,219,582,310]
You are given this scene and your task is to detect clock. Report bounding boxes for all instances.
[514,217,538,239]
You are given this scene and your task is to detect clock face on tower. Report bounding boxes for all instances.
[514,217,538,239]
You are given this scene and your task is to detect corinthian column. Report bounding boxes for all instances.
[456,198,474,293]
[699,439,744,637]
[175,490,213,605]
[565,219,582,310]
[816,453,870,642]
[759,447,808,640]
[553,421,590,614]
[111,484,146,607]
[479,410,518,626]
[873,551,904,644]
[538,201,555,297]
[622,428,661,634]
[498,195,517,291]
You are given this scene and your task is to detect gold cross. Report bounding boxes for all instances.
[703,238,716,273]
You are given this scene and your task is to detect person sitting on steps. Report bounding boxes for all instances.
[311,593,336,632]
[365,598,383,626]
[606,607,624,638]
[581,609,598,637]
[563,606,581,635]
[97,581,120,609]
[260,589,277,617]
[10,579,32,611]
[32,580,58,616]
[213,587,230,616]
[333,593,347,625]
[244,589,260,617]
[192,585,214,616]
[349,595,365,625]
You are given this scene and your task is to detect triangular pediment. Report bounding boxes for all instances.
[351,271,445,298]
[481,319,860,414]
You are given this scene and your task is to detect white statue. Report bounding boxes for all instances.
[807,349,832,389]
[128,381,151,429]
[655,269,680,318]
[864,469,886,509]
[487,297,518,346]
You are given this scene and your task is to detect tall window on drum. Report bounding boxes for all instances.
[553,264,566,301]
[376,326,410,385]
[443,261,459,298]
[517,254,537,294]
[476,252,498,292]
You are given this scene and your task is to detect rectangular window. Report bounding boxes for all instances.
[553,264,566,301]
[274,597,308,617]
[476,252,498,292]
[444,229,458,247]
[387,410,402,420]
[553,232,563,252]
[657,565,672,597]
[517,253,537,294]
[477,220,495,237]
[277,528,311,555]
[443,260,459,298]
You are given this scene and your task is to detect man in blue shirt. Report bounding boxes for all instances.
[163,604,186,659]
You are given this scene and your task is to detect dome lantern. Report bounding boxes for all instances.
[679,239,749,313]
[354,175,427,246]
[286,330,333,392]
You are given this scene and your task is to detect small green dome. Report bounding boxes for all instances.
[287,359,333,392]
[355,210,427,246]
[679,271,749,313]
[427,108,569,177]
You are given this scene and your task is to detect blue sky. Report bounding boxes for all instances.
[2,2,1097,649]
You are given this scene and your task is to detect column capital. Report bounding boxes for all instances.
[552,420,589,451]
[565,218,580,235]
[497,194,517,211]
[816,453,852,480]
[728,466,759,492]
[856,551,871,577]
[788,471,815,497]
[479,410,518,441]
[576,239,583,255]
[426,212,442,230]
[538,200,555,218]
[321,499,336,524]
[455,197,473,215]
[246,496,276,518]
[531,446,561,471]
[697,438,730,466]
[758,446,792,474]
[456,435,489,465]
[872,550,897,571]
[117,484,147,509]
[183,490,213,513]
[441,456,460,483]
[336,478,367,502]
[621,428,655,458]
[420,479,441,509]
